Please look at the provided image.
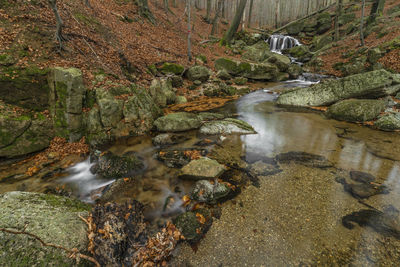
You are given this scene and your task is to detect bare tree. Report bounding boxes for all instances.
[370,0,386,19]
[48,0,65,50]
[360,0,366,46]
[187,0,192,61]
[205,0,211,23]
[247,0,254,28]
[137,0,156,24]
[210,0,223,36]
[334,0,343,41]
[222,0,247,45]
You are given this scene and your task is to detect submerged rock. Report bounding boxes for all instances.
[173,209,212,243]
[327,99,385,122]
[179,157,226,180]
[0,192,90,266]
[249,160,282,176]
[276,151,333,168]
[199,118,256,135]
[375,113,400,131]
[350,171,376,183]
[336,177,389,199]
[277,70,399,107]
[156,148,207,168]
[190,180,231,204]
[152,133,190,146]
[154,112,201,132]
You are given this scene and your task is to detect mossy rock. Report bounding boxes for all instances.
[215,58,279,81]
[338,13,356,26]
[375,113,400,131]
[158,62,185,75]
[286,21,304,35]
[173,209,212,243]
[327,99,385,122]
[154,112,201,132]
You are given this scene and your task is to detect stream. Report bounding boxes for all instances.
[2,77,400,265]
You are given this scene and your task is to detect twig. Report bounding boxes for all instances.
[0,227,100,267]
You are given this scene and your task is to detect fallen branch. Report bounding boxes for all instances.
[0,227,100,267]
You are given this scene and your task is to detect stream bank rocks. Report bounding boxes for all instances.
[327,99,386,122]
[190,180,231,204]
[179,157,226,180]
[0,191,90,266]
[199,118,256,135]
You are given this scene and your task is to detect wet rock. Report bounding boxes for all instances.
[199,118,256,135]
[190,180,231,204]
[156,148,207,168]
[179,157,226,180]
[91,151,144,179]
[327,99,385,122]
[375,113,400,131]
[248,160,282,176]
[266,53,291,72]
[152,133,189,146]
[277,70,398,107]
[276,151,333,168]
[215,58,279,81]
[154,112,201,132]
[287,64,303,79]
[149,78,176,107]
[197,112,225,121]
[350,171,376,183]
[242,42,274,62]
[173,209,212,243]
[0,192,90,266]
[216,69,231,80]
[342,207,400,239]
[336,177,389,199]
[186,66,211,82]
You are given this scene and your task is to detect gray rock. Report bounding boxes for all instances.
[0,191,90,266]
[186,66,211,82]
[216,69,231,80]
[199,118,256,135]
[149,78,176,107]
[327,99,385,122]
[242,42,274,62]
[375,113,400,131]
[154,112,201,132]
[197,112,225,121]
[277,70,398,107]
[175,95,187,104]
[173,209,212,243]
[215,58,279,81]
[190,180,231,204]
[97,94,124,128]
[152,133,189,146]
[249,160,282,176]
[179,157,226,180]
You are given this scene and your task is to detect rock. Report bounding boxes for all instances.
[286,45,312,61]
[338,13,356,26]
[266,53,291,72]
[367,48,382,64]
[152,133,189,146]
[242,42,273,62]
[287,64,303,79]
[173,209,212,243]
[316,12,332,34]
[0,192,90,266]
[186,66,211,82]
[48,67,86,141]
[277,70,398,107]
[336,177,389,199]
[199,118,256,135]
[396,92,400,100]
[216,69,231,80]
[149,78,176,107]
[249,160,282,176]
[197,112,225,121]
[0,66,50,111]
[286,21,304,35]
[327,99,385,122]
[190,180,231,204]
[154,112,201,132]
[0,115,54,158]
[340,57,367,76]
[97,91,124,128]
[312,34,333,51]
[156,148,207,168]
[193,80,202,86]
[159,62,185,75]
[276,151,333,168]
[91,151,144,179]
[375,113,400,131]
[233,77,248,85]
[179,157,226,180]
[175,95,187,104]
[215,58,279,80]
[170,75,184,87]
[350,171,376,183]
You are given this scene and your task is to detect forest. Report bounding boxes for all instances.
[1,0,400,266]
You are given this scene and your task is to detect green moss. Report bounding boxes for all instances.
[39,194,91,212]
[159,62,185,75]
[196,54,208,63]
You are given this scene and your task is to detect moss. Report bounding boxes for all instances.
[196,54,208,63]
[159,62,185,75]
[39,194,91,212]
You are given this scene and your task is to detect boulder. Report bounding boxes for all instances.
[175,95,187,104]
[312,34,333,51]
[375,113,400,131]
[190,180,231,204]
[242,42,273,62]
[186,66,211,82]
[154,112,201,132]
[286,21,304,35]
[179,157,226,180]
[199,118,256,135]
[287,64,303,79]
[277,70,398,107]
[216,69,231,80]
[197,112,225,121]
[327,99,385,122]
[170,75,184,87]
[149,78,176,107]
[316,12,332,34]
[286,45,312,61]
[338,13,356,26]
[152,133,189,146]
[276,151,333,168]
[173,209,212,243]
[158,62,185,75]
[367,48,382,64]
[97,91,124,128]
[0,192,90,266]
[215,58,279,81]
[233,77,248,85]
[266,53,291,71]
[156,148,207,168]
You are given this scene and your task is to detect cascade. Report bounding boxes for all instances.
[267,34,300,53]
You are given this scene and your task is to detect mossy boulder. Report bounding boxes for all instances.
[215,58,279,81]
[158,62,185,75]
[312,34,333,51]
[287,64,303,79]
[0,66,49,111]
[277,70,398,107]
[179,157,227,180]
[199,118,256,135]
[367,48,382,64]
[96,88,124,128]
[286,45,312,61]
[186,65,211,82]
[242,41,273,62]
[233,77,248,85]
[0,191,90,266]
[316,12,332,34]
[327,99,385,122]
[375,113,400,131]
[338,13,356,26]
[149,78,177,107]
[173,209,212,243]
[154,112,201,132]
[286,21,305,35]
[266,53,291,72]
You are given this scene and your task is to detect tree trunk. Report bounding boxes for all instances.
[247,0,253,28]
[334,0,343,41]
[48,0,64,50]
[222,0,247,45]
[172,0,176,8]
[360,0,366,46]
[205,0,211,22]
[370,0,386,17]
[164,0,168,16]
[137,0,156,24]
[187,0,192,62]
[211,0,222,36]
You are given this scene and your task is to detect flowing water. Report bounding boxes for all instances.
[267,34,301,53]
[2,78,400,265]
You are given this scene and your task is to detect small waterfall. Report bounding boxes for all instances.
[267,35,301,53]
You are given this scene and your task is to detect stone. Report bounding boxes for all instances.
[215,58,279,81]
[186,66,211,82]
[152,133,189,146]
[316,12,332,34]
[327,99,385,122]
[170,75,184,87]
[149,78,176,107]
[286,45,312,61]
[367,48,382,64]
[249,160,282,176]
[312,34,333,51]
[179,157,226,180]
[242,42,274,62]
[197,112,225,121]
[233,77,248,85]
[190,180,231,204]
[287,64,303,79]
[199,118,256,135]
[97,92,124,128]
[173,209,212,243]
[340,57,367,76]
[216,69,231,80]
[156,148,207,168]
[277,70,398,107]
[159,62,185,75]
[276,151,333,168]
[286,21,304,35]
[375,113,400,131]
[175,95,187,104]
[154,112,201,132]
[0,191,90,266]
[193,80,202,86]
[266,53,291,72]
[338,13,356,26]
